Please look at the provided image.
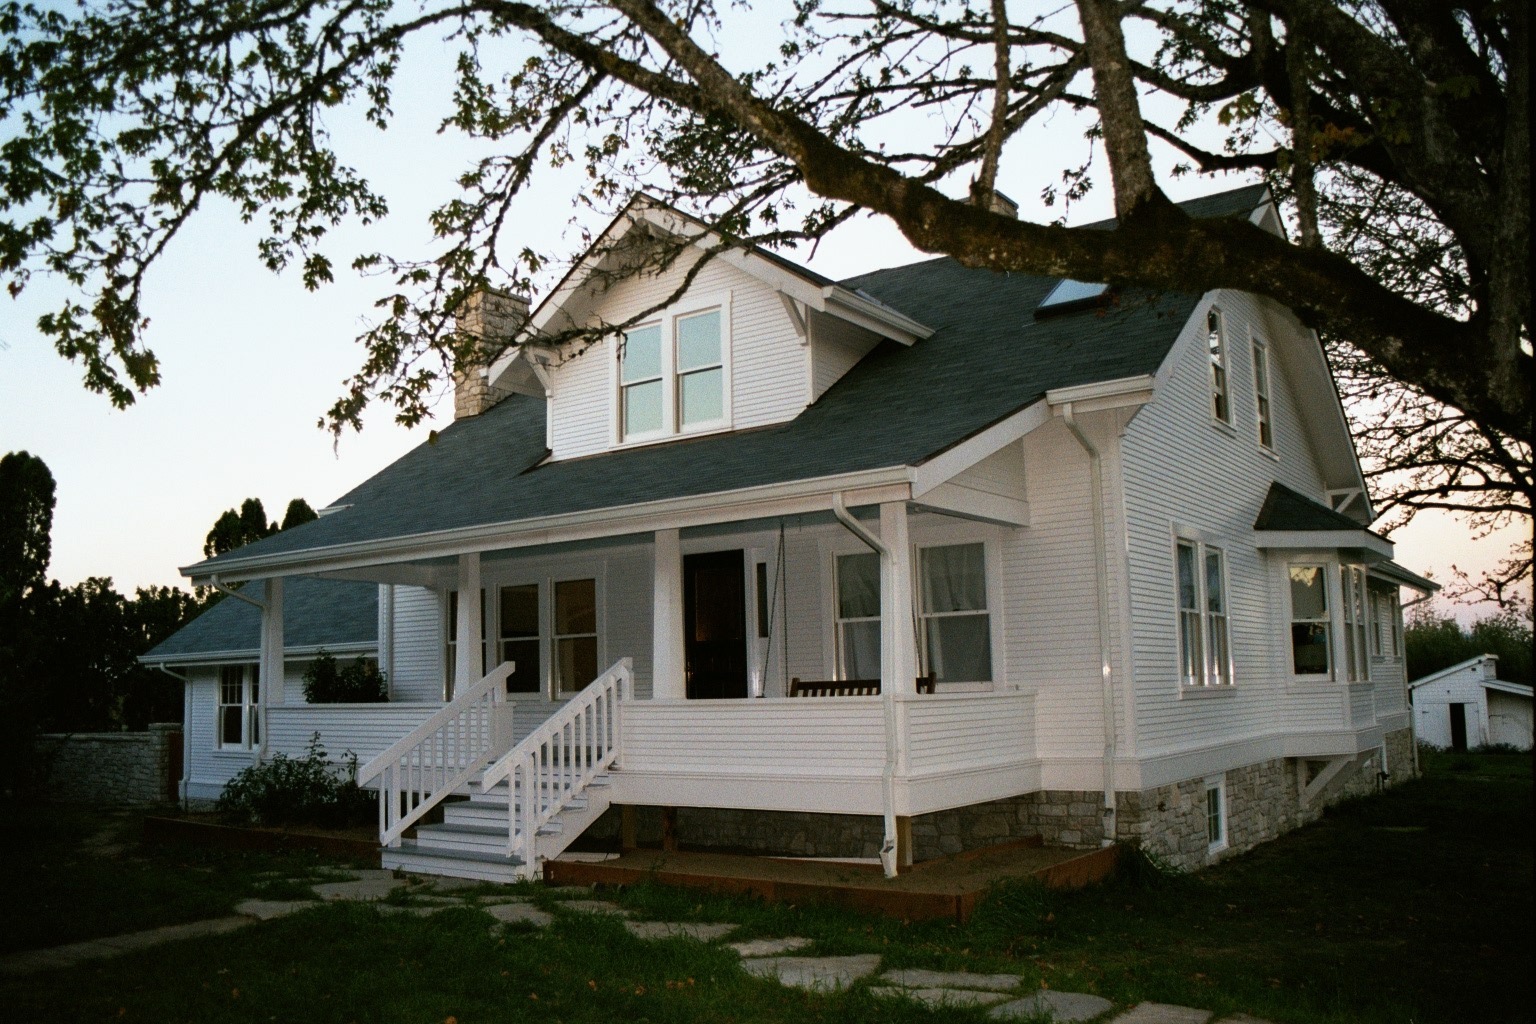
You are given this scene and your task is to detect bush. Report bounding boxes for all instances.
[301,651,387,703]
[217,734,373,827]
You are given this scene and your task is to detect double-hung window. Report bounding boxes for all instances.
[834,552,882,681]
[1340,565,1370,681]
[918,543,993,684]
[498,584,541,694]
[1371,590,1398,658]
[618,302,728,443]
[1252,335,1273,448]
[554,579,599,694]
[1176,540,1232,687]
[1207,308,1230,424]
[218,664,259,749]
[1288,564,1331,675]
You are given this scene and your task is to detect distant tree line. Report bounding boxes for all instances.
[0,450,316,768]
[1406,605,1533,687]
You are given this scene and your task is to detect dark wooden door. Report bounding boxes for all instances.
[684,550,748,699]
[1450,703,1468,752]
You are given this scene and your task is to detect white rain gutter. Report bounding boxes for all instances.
[1058,404,1119,847]
[210,574,264,609]
[830,492,902,879]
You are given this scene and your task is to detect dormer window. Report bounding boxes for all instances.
[616,297,731,443]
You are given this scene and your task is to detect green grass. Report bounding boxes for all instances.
[0,804,365,953]
[0,759,1529,1024]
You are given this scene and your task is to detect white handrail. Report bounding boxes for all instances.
[481,658,630,874]
[361,661,514,846]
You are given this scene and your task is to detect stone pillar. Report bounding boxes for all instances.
[652,529,686,699]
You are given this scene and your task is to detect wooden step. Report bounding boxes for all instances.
[381,841,525,883]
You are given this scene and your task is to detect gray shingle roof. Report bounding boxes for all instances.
[141,577,377,663]
[1253,482,1377,534]
[187,184,1270,574]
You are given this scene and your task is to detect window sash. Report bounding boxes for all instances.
[553,579,598,694]
[217,665,258,749]
[1206,783,1225,849]
[1289,564,1332,675]
[1340,566,1370,682]
[1208,308,1230,423]
[835,552,881,681]
[1252,340,1273,447]
[1177,541,1231,687]
[918,543,991,684]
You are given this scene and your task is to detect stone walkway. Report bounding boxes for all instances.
[0,870,1275,1022]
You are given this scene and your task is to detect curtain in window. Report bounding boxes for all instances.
[920,544,991,683]
[836,553,880,680]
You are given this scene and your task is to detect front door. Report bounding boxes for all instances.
[684,550,748,699]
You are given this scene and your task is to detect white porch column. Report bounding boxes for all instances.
[259,577,285,705]
[454,552,482,696]
[879,502,918,694]
[652,528,686,700]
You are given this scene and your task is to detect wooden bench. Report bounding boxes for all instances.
[787,675,936,697]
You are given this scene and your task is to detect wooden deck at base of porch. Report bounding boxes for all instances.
[543,839,1121,922]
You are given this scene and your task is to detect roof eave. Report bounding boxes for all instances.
[1253,529,1394,559]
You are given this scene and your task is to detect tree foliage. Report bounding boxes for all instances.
[0,450,55,610]
[1406,603,1533,686]
[301,650,388,703]
[203,496,315,557]
[2,0,1528,570]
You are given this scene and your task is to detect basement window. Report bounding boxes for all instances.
[1206,775,1228,853]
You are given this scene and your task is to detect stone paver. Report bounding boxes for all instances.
[880,968,1022,992]
[1212,1016,1278,1024]
[1110,1004,1212,1024]
[728,937,813,957]
[555,899,632,917]
[0,917,253,977]
[624,921,736,942]
[377,904,451,917]
[345,869,402,883]
[485,903,554,927]
[990,990,1116,1022]
[740,954,883,991]
[235,898,317,921]
[312,877,404,902]
[872,985,1011,1008]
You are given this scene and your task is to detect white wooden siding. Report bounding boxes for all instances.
[389,586,444,702]
[621,699,887,775]
[547,249,809,460]
[1120,289,1338,758]
[904,692,1035,773]
[267,704,444,765]
[809,310,880,400]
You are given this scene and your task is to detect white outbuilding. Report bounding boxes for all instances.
[1410,655,1534,752]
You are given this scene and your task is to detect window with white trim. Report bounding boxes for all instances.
[1206,775,1227,853]
[835,552,881,681]
[498,584,541,694]
[1207,308,1230,423]
[1340,565,1370,681]
[617,303,728,442]
[218,664,259,749]
[1288,564,1331,675]
[1371,589,1399,658]
[1176,539,1232,687]
[553,578,599,694]
[1252,335,1273,448]
[918,542,992,684]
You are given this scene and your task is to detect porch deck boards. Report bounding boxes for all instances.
[542,841,1120,922]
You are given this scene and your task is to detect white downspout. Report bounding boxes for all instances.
[831,492,902,878]
[1059,404,1118,847]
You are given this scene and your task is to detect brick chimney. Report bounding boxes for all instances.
[453,289,530,420]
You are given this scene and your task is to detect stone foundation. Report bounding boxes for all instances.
[592,729,1414,873]
[33,724,182,806]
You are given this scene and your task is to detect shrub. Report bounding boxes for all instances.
[217,733,373,827]
[301,651,387,703]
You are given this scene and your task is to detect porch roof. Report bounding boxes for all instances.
[139,577,377,665]
[183,185,1269,582]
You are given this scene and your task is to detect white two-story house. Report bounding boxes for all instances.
[143,184,1435,879]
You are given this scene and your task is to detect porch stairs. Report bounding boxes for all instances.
[360,658,632,884]
[382,771,613,883]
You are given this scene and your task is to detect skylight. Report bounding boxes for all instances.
[1038,278,1110,312]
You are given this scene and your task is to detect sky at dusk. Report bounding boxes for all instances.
[1,21,1525,624]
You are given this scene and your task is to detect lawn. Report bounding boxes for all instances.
[0,755,1529,1024]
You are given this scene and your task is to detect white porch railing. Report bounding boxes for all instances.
[481,658,631,875]
[358,662,515,846]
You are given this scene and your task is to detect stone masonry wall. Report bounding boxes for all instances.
[585,728,1415,871]
[33,724,181,806]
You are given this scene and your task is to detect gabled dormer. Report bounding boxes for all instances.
[486,197,931,460]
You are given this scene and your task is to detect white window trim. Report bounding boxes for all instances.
[1340,564,1371,683]
[819,518,1006,692]
[1173,530,1235,692]
[444,559,607,703]
[1285,557,1335,681]
[216,664,260,751]
[1207,306,1232,427]
[1205,774,1228,855]
[1251,330,1275,452]
[611,290,734,448]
